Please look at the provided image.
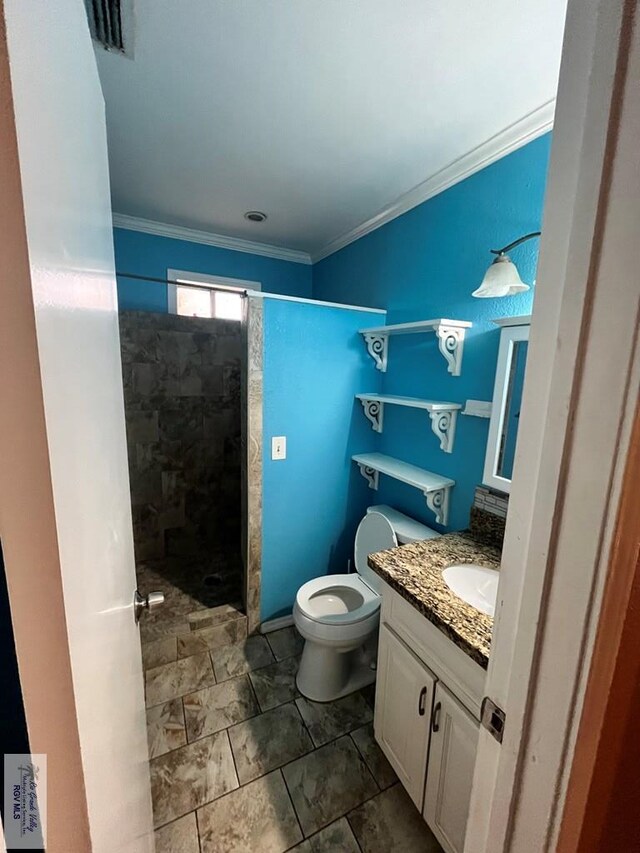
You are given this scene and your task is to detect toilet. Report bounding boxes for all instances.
[294,504,440,702]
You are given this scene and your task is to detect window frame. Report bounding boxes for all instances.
[167,269,261,319]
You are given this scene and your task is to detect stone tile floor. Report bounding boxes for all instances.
[142,614,443,853]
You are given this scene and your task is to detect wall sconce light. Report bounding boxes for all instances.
[472,231,541,298]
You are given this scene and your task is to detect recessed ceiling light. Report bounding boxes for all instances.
[244,211,267,223]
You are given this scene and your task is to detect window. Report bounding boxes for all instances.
[167,270,261,321]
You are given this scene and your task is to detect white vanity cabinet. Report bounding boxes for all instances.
[374,583,485,853]
[375,624,436,809]
[424,683,480,853]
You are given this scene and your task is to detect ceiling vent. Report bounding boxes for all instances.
[85,0,125,52]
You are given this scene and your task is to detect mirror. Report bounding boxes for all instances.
[497,339,528,480]
[483,322,530,494]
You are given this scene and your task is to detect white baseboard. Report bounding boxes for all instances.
[260,614,294,633]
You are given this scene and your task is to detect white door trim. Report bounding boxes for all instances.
[467,0,640,849]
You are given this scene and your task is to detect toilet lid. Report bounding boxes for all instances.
[354,511,398,594]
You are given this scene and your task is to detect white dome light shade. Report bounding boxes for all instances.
[472,254,530,298]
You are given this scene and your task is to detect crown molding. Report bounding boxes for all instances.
[311,100,555,263]
[112,213,312,265]
[114,101,554,268]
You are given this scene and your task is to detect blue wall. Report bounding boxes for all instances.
[312,133,551,532]
[113,228,313,312]
[261,298,384,621]
[115,133,551,618]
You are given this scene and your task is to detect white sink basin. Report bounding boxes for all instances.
[442,564,499,617]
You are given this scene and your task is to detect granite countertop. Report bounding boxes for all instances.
[368,532,501,669]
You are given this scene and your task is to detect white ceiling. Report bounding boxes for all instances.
[94,0,567,259]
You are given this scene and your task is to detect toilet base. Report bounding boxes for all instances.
[296,639,377,703]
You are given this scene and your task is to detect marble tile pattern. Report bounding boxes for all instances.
[186,602,244,631]
[119,310,243,605]
[348,783,443,852]
[295,692,373,747]
[197,770,302,853]
[290,817,361,852]
[145,652,215,707]
[210,634,274,681]
[141,635,178,670]
[350,723,398,789]
[144,629,443,851]
[154,812,200,853]
[282,735,378,836]
[183,676,258,741]
[146,698,187,758]
[266,625,304,661]
[249,655,301,711]
[228,702,313,784]
[140,616,192,646]
[149,730,238,827]
[176,616,247,659]
[244,296,263,634]
[368,533,502,668]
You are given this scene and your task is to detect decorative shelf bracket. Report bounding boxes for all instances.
[436,325,466,376]
[352,453,454,526]
[360,318,470,375]
[424,487,450,526]
[356,394,460,453]
[357,463,380,490]
[363,333,388,372]
[359,398,384,433]
[428,410,457,454]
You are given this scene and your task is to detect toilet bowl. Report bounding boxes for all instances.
[294,505,440,702]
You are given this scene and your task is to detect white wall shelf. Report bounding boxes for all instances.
[356,394,461,453]
[492,314,532,327]
[359,318,472,376]
[352,452,454,525]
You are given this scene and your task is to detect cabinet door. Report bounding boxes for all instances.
[423,683,480,853]
[374,624,436,809]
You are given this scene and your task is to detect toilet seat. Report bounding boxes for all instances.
[295,511,398,628]
[295,573,379,626]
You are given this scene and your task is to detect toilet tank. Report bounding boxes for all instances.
[366,504,441,545]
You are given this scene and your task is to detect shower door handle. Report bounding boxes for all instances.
[134,589,165,623]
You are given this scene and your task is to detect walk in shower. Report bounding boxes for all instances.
[119,309,244,642]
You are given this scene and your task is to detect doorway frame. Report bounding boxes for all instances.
[467,0,640,848]
[557,401,640,850]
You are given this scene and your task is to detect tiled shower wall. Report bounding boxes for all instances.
[119,311,242,568]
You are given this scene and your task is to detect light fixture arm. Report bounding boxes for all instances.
[490,231,541,256]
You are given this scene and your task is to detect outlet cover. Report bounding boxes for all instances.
[271,436,287,460]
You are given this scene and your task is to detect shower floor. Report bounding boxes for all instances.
[137,546,244,644]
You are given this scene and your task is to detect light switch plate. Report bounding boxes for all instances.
[271,436,287,460]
